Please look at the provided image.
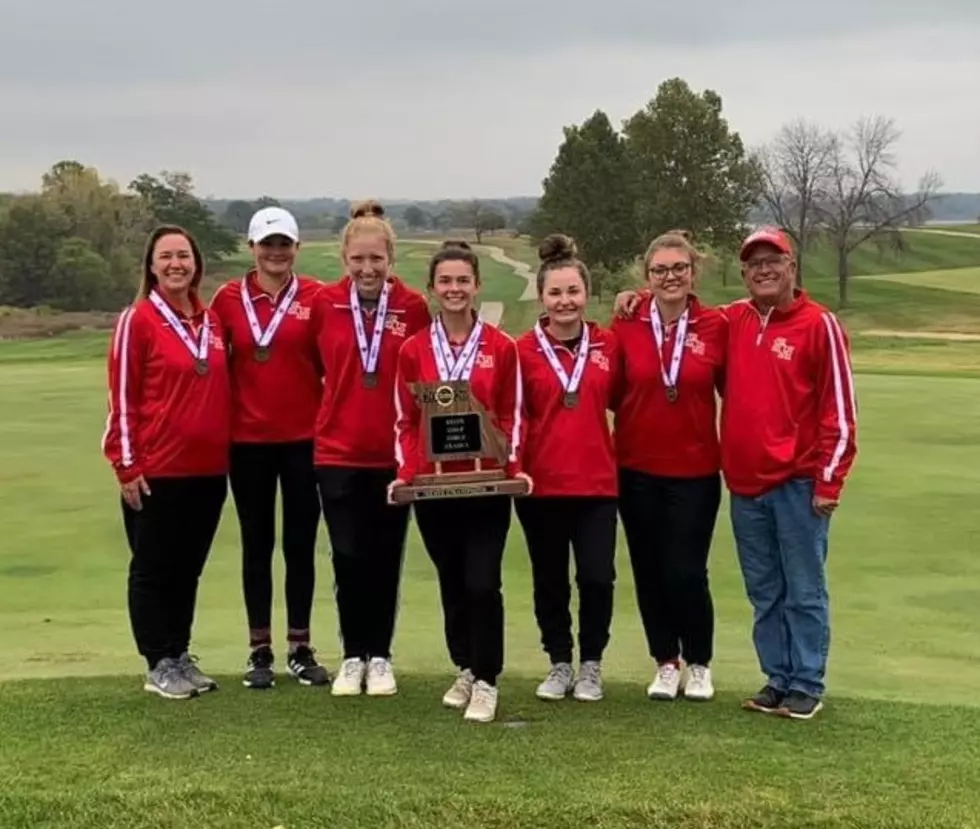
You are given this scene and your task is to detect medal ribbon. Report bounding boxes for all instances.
[241,274,299,348]
[350,280,391,376]
[430,316,484,381]
[533,321,590,394]
[650,302,689,392]
[149,290,210,361]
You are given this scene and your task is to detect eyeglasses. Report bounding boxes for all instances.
[649,262,691,278]
[744,255,788,272]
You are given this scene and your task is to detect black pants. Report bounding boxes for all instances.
[414,495,512,686]
[317,466,411,660]
[229,441,321,644]
[618,469,721,666]
[514,496,617,665]
[122,476,227,670]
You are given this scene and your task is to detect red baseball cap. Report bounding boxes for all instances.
[739,226,793,261]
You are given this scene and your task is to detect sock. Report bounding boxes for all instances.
[249,629,272,650]
[287,629,310,653]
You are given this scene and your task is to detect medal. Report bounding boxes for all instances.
[650,301,689,404]
[430,315,484,382]
[533,321,590,407]
[149,290,211,375]
[351,280,391,388]
[241,273,299,362]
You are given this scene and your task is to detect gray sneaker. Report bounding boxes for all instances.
[144,657,200,700]
[573,660,604,702]
[536,662,575,700]
[178,652,218,693]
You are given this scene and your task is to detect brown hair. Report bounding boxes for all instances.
[643,228,702,276]
[427,240,481,288]
[341,199,396,264]
[137,225,204,301]
[536,233,591,296]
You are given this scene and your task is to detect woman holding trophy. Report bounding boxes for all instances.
[391,240,531,724]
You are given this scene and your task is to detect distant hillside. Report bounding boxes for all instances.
[203,193,979,227]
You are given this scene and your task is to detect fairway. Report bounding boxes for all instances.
[2,333,980,828]
[860,265,980,293]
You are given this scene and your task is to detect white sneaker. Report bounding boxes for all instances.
[331,658,365,696]
[573,661,604,702]
[683,664,715,701]
[647,661,682,700]
[463,679,499,723]
[366,657,398,696]
[536,662,575,701]
[442,669,474,709]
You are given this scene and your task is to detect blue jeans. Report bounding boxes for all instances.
[730,478,830,698]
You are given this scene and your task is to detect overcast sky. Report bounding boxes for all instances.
[1,1,977,199]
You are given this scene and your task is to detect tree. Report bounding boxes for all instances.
[222,200,255,233]
[623,78,761,255]
[531,110,637,272]
[0,196,69,307]
[404,205,429,231]
[816,116,942,307]
[129,171,240,264]
[755,119,835,285]
[47,238,111,311]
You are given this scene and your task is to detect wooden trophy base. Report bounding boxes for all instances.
[390,469,529,504]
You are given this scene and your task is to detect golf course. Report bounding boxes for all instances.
[2,229,980,828]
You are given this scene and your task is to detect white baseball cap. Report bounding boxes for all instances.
[248,207,299,244]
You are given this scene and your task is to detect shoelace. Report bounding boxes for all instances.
[579,663,601,684]
[688,666,707,684]
[658,663,679,683]
[371,660,389,676]
[471,683,494,706]
[343,659,362,677]
[548,665,573,684]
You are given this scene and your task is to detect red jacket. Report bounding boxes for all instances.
[209,272,324,444]
[721,290,858,500]
[395,318,525,482]
[101,292,231,483]
[516,319,620,497]
[313,276,431,468]
[611,295,727,479]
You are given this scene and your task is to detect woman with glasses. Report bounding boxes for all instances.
[609,230,727,703]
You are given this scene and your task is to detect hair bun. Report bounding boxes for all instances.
[666,228,694,243]
[538,233,577,263]
[350,199,385,219]
[440,239,472,251]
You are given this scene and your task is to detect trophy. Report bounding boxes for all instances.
[389,380,530,503]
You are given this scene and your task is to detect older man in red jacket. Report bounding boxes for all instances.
[613,225,858,720]
[723,227,857,720]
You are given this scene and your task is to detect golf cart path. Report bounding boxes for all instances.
[902,228,980,240]
[861,329,980,342]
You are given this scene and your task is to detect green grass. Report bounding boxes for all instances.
[2,338,980,827]
[918,224,980,235]
[861,266,980,294]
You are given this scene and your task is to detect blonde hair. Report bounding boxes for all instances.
[643,228,702,276]
[340,199,396,264]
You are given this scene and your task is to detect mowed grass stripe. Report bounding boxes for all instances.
[859,265,980,294]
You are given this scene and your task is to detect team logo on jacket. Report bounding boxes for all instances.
[209,333,226,350]
[384,314,408,338]
[589,349,610,372]
[684,332,706,356]
[771,337,795,361]
[287,302,311,321]
[476,352,494,369]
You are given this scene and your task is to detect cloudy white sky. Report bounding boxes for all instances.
[1,1,977,199]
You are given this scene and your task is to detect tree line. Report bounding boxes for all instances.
[0,77,948,313]
[525,77,943,306]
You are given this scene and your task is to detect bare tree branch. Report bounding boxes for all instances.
[812,116,943,307]
[754,119,835,284]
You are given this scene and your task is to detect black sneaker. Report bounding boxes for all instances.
[741,684,785,713]
[778,690,824,720]
[287,645,330,686]
[243,646,275,689]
